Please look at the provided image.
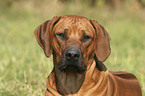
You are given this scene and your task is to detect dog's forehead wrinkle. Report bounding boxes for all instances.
[55,16,95,37]
[61,16,89,26]
[62,15,89,21]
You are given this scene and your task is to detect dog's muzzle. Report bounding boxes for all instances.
[58,48,86,73]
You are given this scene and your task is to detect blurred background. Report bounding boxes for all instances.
[0,0,145,95]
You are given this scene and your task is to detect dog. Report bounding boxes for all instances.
[34,15,142,96]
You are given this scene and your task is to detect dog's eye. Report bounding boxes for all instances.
[56,33,65,39]
[82,35,92,42]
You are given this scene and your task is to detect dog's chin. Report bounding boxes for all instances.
[58,64,87,74]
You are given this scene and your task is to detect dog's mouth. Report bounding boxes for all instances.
[58,64,87,74]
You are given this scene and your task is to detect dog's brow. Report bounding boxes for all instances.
[64,28,69,35]
[81,30,85,35]
[55,28,68,33]
[81,30,92,37]
[64,29,69,32]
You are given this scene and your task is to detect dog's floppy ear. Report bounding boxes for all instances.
[90,19,111,62]
[34,16,61,57]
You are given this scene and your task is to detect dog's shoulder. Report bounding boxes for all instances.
[107,71,142,96]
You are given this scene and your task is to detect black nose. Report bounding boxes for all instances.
[65,48,80,61]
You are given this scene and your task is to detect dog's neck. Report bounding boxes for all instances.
[55,68,85,94]
[52,59,108,95]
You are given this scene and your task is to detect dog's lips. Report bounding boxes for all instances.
[58,64,87,74]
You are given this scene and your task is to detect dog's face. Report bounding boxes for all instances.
[51,16,96,73]
[34,15,111,73]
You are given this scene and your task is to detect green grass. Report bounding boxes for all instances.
[0,3,145,95]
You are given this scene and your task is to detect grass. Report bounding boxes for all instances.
[0,2,145,95]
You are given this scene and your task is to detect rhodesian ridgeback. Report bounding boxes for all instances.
[34,15,142,96]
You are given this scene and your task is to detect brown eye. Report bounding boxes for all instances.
[82,35,92,42]
[56,33,65,40]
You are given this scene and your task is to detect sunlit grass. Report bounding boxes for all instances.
[0,3,145,95]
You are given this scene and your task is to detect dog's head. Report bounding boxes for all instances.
[34,15,111,73]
